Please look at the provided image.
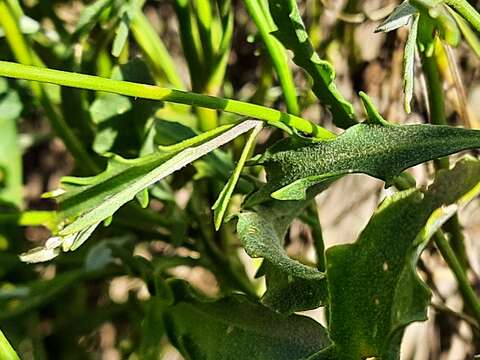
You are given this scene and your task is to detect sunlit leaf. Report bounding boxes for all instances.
[250,115,480,204]
[376,1,418,33]
[19,121,260,261]
[312,157,480,359]
[213,123,262,230]
[268,0,357,129]
[404,14,419,113]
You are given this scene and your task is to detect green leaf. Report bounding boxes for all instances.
[112,11,131,57]
[0,80,22,208]
[20,121,260,262]
[268,0,357,129]
[0,269,91,320]
[412,0,461,47]
[237,200,327,313]
[376,1,418,33]
[162,280,331,360]
[90,60,159,156]
[250,122,480,204]
[212,123,262,230]
[138,297,166,360]
[74,0,115,39]
[404,14,419,113]
[313,157,480,359]
[448,6,480,57]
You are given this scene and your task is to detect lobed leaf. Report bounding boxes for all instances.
[312,157,480,359]
[268,0,357,129]
[250,119,480,204]
[237,199,327,313]
[162,280,331,360]
[18,121,261,262]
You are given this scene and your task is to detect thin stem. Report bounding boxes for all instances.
[434,231,480,325]
[420,44,470,270]
[0,60,335,139]
[421,41,479,323]
[445,0,480,34]
[244,0,300,115]
[420,49,449,168]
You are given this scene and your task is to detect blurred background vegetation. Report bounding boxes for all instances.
[1,0,480,359]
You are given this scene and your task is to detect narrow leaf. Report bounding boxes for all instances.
[250,122,480,204]
[213,123,262,230]
[56,121,260,237]
[0,329,19,360]
[268,0,357,129]
[448,6,480,57]
[404,14,419,113]
[74,0,114,38]
[112,13,131,57]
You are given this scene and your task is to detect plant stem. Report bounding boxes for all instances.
[0,60,335,139]
[445,0,480,34]
[420,49,449,169]
[243,0,300,115]
[434,231,480,325]
[421,41,477,318]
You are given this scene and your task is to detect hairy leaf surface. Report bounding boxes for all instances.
[251,122,480,204]
[312,158,480,359]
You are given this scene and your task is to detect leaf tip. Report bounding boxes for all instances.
[359,91,390,126]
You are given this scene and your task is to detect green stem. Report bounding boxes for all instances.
[445,0,480,33]
[0,60,335,139]
[130,6,185,89]
[434,231,480,325]
[420,49,450,169]
[0,330,19,360]
[421,41,476,318]
[0,1,99,173]
[243,0,300,115]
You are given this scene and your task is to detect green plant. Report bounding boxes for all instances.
[1,0,480,358]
